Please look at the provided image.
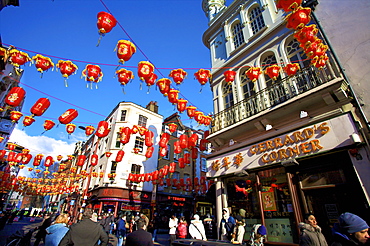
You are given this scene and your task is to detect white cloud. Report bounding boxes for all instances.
[8,128,82,158]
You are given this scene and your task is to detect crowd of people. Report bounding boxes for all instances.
[1,208,369,245]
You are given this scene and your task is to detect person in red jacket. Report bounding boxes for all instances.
[177,216,188,239]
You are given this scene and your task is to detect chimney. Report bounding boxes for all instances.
[146,101,158,113]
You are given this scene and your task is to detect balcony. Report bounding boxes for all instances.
[211,64,346,134]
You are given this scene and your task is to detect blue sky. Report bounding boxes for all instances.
[1,0,225,157]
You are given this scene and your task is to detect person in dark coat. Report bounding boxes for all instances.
[125,219,153,246]
[299,213,328,246]
[331,212,369,246]
[116,215,127,246]
[34,213,52,246]
[59,208,108,246]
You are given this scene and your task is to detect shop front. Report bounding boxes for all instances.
[156,193,194,225]
[90,187,152,216]
[207,113,370,245]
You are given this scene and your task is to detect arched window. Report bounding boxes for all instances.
[222,82,234,109]
[261,54,278,88]
[231,21,245,49]
[249,6,265,35]
[240,67,255,99]
[286,37,310,68]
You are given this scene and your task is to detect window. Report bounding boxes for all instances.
[173,171,180,188]
[241,67,255,99]
[134,136,144,153]
[120,110,127,121]
[249,6,265,35]
[131,164,141,174]
[164,144,170,160]
[222,82,234,109]
[261,54,278,87]
[201,158,207,172]
[110,161,118,173]
[286,38,310,68]
[138,115,147,127]
[231,22,245,49]
[115,132,121,148]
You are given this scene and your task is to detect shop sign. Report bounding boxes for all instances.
[121,204,141,211]
[207,114,359,177]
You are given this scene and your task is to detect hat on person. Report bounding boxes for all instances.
[257,225,267,236]
[338,212,369,234]
[235,215,243,222]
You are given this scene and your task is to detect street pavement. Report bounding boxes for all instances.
[0,217,170,246]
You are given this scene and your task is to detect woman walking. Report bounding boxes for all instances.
[299,213,328,246]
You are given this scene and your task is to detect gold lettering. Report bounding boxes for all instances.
[261,153,269,163]
[258,143,266,153]
[310,139,323,151]
[287,146,300,157]
[250,145,257,155]
[278,149,289,159]
[274,138,283,148]
[300,142,311,153]
[320,122,330,135]
[269,152,278,161]
[266,140,274,151]
[303,128,314,139]
[283,135,295,145]
[293,131,305,142]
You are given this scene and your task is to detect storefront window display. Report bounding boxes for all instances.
[259,167,298,243]
[225,173,261,241]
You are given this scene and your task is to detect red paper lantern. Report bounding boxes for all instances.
[66,123,76,134]
[184,153,190,164]
[144,73,157,89]
[5,87,26,107]
[194,111,204,124]
[156,78,171,96]
[159,146,168,157]
[8,49,31,67]
[30,98,50,117]
[7,151,16,163]
[168,123,177,133]
[10,111,23,122]
[265,65,282,80]
[56,60,78,86]
[105,152,112,157]
[174,141,182,154]
[0,149,6,159]
[179,134,188,149]
[283,63,300,76]
[166,178,171,186]
[176,99,188,113]
[188,133,199,148]
[21,154,32,164]
[91,154,99,166]
[312,54,329,69]
[44,156,54,167]
[159,133,170,148]
[145,146,154,159]
[286,6,311,30]
[224,70,236,84]
[115,150,125,162]
[23,116,35,127]
[167,89,179,104]
[115,40,136,64]
[95,121,110,138]
[43,120,55,131]
[294,24,318,47]
[192,147,198,159]
[76,155,86,166]
[96,11,117,45]
[120,127,132,144]
[82,64,103,86]
[145,130,154,147]
[132,125,139,134]
[169,162,176,173]
[186,106,197,118]
[245,67,262,82]
[276,0,302,12]
[199,139,208,151]
[32,54,54,74]
[57,155,63,161]
[59,109,78,125]
[169,69,187,85]
[85,125,95,136]
[137,61,155,81]
[194,69,212,86]
[304,40,328,59]
[116,68,134,86]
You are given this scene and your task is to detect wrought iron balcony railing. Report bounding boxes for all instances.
[211,64,342,133]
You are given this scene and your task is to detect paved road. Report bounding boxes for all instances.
[0,217,170,246]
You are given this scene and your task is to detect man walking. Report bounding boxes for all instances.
[331,212,369,245]
[126,219,153,246]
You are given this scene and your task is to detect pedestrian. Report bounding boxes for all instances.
[189,214,207,241]
[249,224,267,246]
[299,213,328,246]
[203,214,215,239]
[45,213,70,246]
[125,219,154,246]
[34,213,52,246]
[177,216,188,239]
[331,212,369,245]
[150,212,161,242]
[99,213,112,235]
[59,208,108,246]
[141,213,150,229]
[169,214,178,246]
[116,214,127,246]
[231,215,245,244]
[219,208,236,241]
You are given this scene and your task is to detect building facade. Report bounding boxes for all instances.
[202,0,370,244]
